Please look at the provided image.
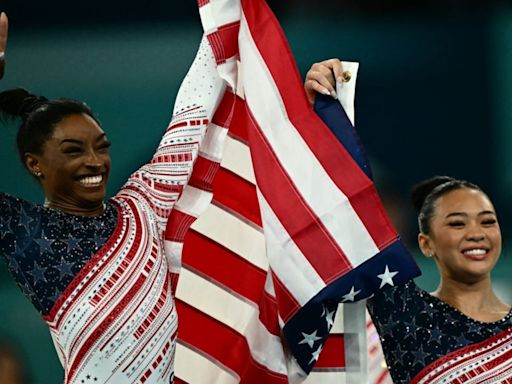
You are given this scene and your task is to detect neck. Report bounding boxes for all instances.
[433,275,510,322]
[44,198,105,217]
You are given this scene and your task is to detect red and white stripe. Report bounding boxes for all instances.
[411,328,512,384]
[41,44,220,381]
[165,0,403,382]
[44,192,179,384]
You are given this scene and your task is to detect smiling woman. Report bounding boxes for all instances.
[1,89,111,216]
[416,180,503,291]
[366,177,512,383]
[305,59,512,384]
[26,113,111,216]
[0,12,205,384]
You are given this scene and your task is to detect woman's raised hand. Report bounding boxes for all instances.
[0,12,8,80]
[304,58,345,107]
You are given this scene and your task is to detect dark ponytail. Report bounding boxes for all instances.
[0,88,48,120]
[0,88,99,168]
[411,176,482,234]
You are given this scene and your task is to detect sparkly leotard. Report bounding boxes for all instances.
[367,281,512,383]
[0,104,209,383]
[0,196,118,315]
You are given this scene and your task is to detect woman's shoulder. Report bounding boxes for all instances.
[1,191,36,209]
[0,192,42,214]
[0,193,47,242]
[367,280,421,308]
[0,191,17,200]
[366,280,431,326]
[1,191,35,202]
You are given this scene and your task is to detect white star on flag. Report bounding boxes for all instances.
[325,308,336,329]
[377,265,399,288]
[342,286,362,302]
[309,345,323,364]
[298,330,322,348]
[162,0,421,380]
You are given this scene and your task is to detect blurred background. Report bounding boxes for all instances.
[0,0,511,382]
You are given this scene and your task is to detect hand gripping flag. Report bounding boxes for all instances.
[163,0,421,383]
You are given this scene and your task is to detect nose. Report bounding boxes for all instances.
[465,223,486,242]
[467,233,485,242]
[84,149,104,169]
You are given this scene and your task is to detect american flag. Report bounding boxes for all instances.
[163,0,420,382]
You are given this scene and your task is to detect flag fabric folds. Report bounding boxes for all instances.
[163,0,421,382]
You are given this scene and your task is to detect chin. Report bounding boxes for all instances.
[459,268,493,283]
[79,192,106,208]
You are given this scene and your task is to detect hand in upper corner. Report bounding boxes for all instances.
[304,58,346,107]
[0,12,8,80]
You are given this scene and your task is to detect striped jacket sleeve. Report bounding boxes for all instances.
[116,37,225,235]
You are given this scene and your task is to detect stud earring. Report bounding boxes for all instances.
[34,170,42,177]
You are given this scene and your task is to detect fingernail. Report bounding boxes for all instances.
[336,77,343,84]
[330,90,337,99]
[322,89,330,96]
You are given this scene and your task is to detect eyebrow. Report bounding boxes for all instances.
[59,133,108,146]
[445,210,496,218]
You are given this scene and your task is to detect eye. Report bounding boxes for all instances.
[481,218,497,226]
[95,141,111,154]
[448,221,465,228]
[62,146,82,154]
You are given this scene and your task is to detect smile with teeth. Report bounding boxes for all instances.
[78,175,103,187]
[463,249,487,256]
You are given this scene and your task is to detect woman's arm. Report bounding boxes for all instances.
[0,12,8,79]
[116,37,223,233]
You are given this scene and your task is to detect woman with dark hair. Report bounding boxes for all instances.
[0,13,206,384]
[368,176,512,383]
[305,59,512,383]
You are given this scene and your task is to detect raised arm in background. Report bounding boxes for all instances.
[0,12,8,79]
[304,58,345,106]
